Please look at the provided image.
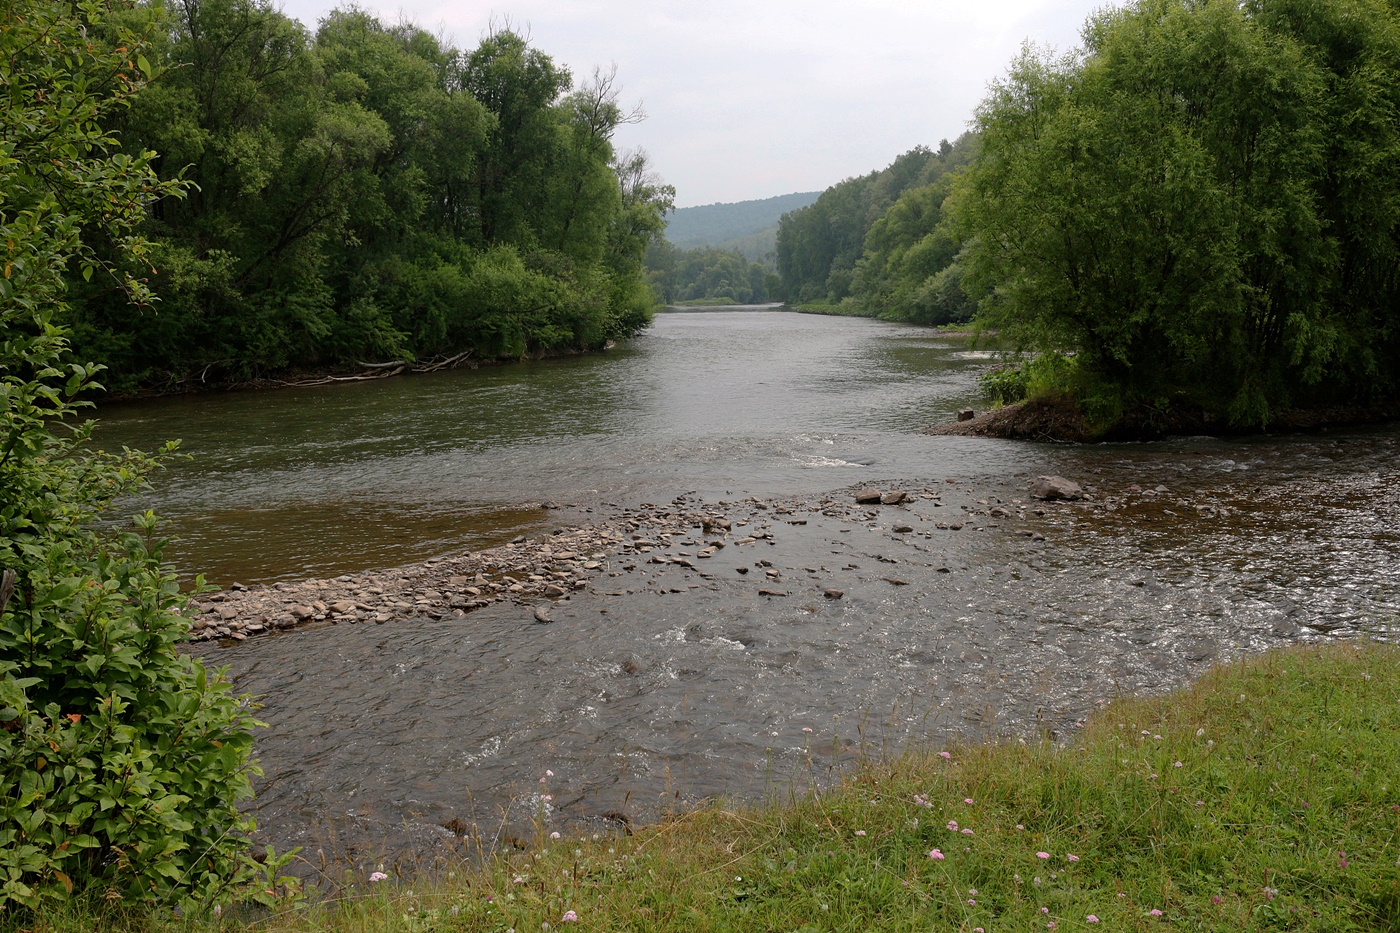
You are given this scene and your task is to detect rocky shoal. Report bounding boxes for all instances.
[188,483,1000,641]
[188,473,1236,643]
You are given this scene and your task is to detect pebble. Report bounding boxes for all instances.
[188,481,1056,643]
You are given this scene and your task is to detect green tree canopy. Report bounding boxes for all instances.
[775,138,978,307]
[957,0,1400,425]
[61,2,673,391]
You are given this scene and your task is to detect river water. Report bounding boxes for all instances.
[94,309,1400,873]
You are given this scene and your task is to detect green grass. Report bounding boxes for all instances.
[786,301,874,318]
[12,641,1400,931]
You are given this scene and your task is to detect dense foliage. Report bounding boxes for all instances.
[63,0,673,391]
[1,0,260,910]
[774,136,977,317]
[643,241,777,305]
[957,0,1400,426]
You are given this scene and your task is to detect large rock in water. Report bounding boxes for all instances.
[1030,475,1085,501]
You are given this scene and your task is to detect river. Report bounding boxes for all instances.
[93,308,1400,876]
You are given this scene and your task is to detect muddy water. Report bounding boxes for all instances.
[93,309,1400,874]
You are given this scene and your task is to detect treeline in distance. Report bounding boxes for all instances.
[775,135,978,324]
[643,242,778,305]
[64,0,674,391]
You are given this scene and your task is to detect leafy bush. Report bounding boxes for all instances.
[978,352,1077,406]
[1,0,259,910]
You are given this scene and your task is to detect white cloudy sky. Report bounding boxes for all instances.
[273,0,1113,207]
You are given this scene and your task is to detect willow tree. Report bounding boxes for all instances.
[958,0,1400,426]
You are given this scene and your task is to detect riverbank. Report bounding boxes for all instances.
[928,396,1400,442]
[25,639,1400,932]
[101,340,625,402]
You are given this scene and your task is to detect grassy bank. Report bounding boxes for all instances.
[14,641,1400,931]
[786,300,873,317]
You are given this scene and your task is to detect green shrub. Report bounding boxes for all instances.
[1,0,260,910]
[978,352,1077,405]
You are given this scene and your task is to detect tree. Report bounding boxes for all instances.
[460,26,572,247]
[1,0,259,908]
[957,0,1400,426]
[62,7,668,389]
[775,143,974,304]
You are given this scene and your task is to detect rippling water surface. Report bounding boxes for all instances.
[98,310,994,583]
[93,309,1400,870]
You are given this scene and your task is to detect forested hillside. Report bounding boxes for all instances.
[665,191,820,260]
[65,0,673,391]
[643,243,777,305]
[775,135,978,322]
[639,193,814,304]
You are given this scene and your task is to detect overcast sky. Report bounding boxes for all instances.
[273,0,1113,207]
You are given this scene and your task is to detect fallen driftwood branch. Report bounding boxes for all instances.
[280,365,406,387]
[353,359,409,370]
[412,349,474,373]
[273,348,477,388]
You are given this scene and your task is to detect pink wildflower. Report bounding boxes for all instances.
[1037,851,1050,859]
[855,830,867,836]
[939,751,952,759]
[561,909,578,922]
[1066,854,1080,862]
[947,820,959,831]
[1149,908,1163,916]
[929,848,945,860]
[1087,916,1099,924]
[368,871,388,882]
[964,798,974,805]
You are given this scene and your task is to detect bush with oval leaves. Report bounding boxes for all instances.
[1,0,261,911]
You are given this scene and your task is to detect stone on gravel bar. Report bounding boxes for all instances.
[1030,475,1085,501]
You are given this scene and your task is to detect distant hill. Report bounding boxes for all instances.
[665,191,821,261]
